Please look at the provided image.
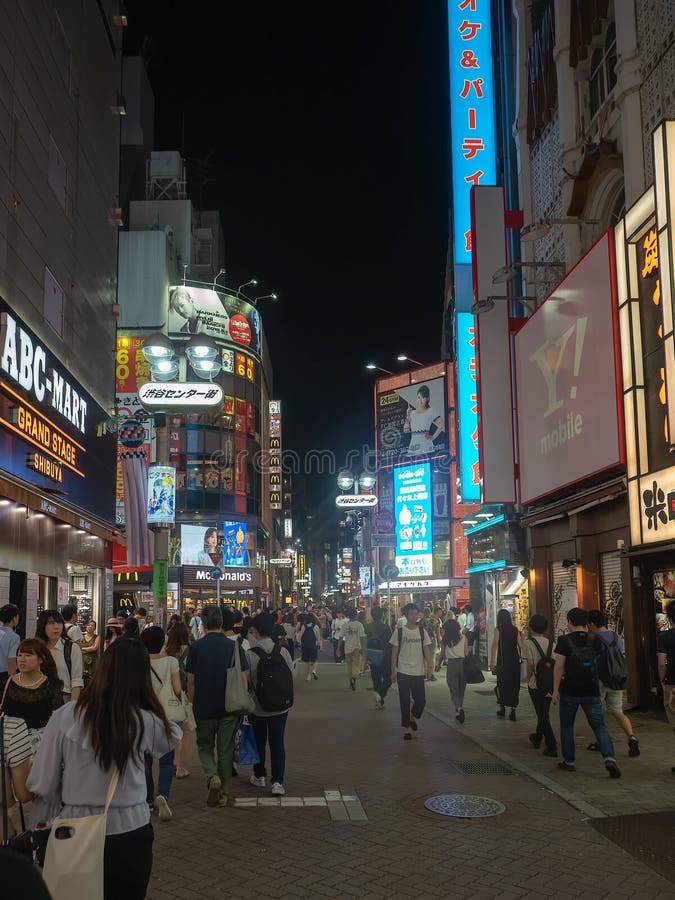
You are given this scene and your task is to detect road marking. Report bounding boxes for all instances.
[232,788,368,821]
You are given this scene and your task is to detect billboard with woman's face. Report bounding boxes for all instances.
[376,375,447,466]
[168,286,262,357]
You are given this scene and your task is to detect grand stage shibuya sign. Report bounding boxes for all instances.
[0,300,116,520]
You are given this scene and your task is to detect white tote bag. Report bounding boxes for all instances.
[42,769,120,900]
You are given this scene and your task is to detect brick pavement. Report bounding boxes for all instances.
[147,654,674,900]
[423,671,675,819]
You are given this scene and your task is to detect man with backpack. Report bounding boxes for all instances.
[552,607,621,778]
[298,612,322,682]
[247,612,295,796]
[340,607,366,691]
[521,614,558,757]
[389,603,434,740]
[587,610,638,758]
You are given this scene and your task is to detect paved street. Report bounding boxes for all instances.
[148,652,674,900]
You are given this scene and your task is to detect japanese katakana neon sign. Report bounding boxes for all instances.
[456,311,481,501]
[448,0,496,265]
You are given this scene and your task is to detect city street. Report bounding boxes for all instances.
[147,651,675,900]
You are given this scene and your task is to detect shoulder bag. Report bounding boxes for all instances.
[42,769,120,900]
[224,640,255,715]
[152,664,186,724]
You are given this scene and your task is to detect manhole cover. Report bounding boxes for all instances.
[424,794,506,818]
[452,761,514,776]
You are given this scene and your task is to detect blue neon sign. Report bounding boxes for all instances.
[448,0,497,266]
[456,311,480,502]
[394,461,433,578]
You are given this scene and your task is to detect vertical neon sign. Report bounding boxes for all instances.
[456,312,481,502]
[448,0,497,266]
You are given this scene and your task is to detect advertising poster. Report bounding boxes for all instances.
[116,335,154,525]
[147,465,176,526]
[223,520,249,566]
[394,462,433,578]
[179,524,220,566]
[377,375,446,466]
[168,285,262,356]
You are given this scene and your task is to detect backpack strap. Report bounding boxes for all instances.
[530,637,552,661]
[397,627,403,649]
[63,637,72,677]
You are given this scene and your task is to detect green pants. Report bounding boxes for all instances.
[195,715,239,795]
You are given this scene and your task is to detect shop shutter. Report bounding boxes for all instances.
[550,561,578,637]
[600,551,623,636]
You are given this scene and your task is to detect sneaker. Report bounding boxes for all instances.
[542,747,558,758]
[509,709,517,722]
[306,675,312,682]
[605,759,622,779]
[628,737,640,758]
[207,775,222,807]
[403,732,412,741]
[217,793,228,807]
[249,775,266,788]
[271,782,285,796]
[529,733,542,749]
[457,709,465,724]
[155,795,172,822]
[350,677,356,691]
[312,671,318,680]
[557,761,576,772]
[410,718,418,732]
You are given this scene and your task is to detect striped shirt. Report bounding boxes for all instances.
[1,714,33,766]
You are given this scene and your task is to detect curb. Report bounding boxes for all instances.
[425,704,608,820]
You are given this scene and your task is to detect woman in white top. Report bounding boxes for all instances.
[441,618,469,723]
[403,384,444,456]
[140,626,182,822]
[35,609,84,703]
[27,637,181,900]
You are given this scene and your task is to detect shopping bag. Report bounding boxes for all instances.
[182,693,196,732]
[236,718,260,766]
[225,640,255,715]
[42,770,119,900]
[462,654,485,684]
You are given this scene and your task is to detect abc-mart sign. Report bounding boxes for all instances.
[335,495,378,508]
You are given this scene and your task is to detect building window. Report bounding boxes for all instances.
[589,23,617,120]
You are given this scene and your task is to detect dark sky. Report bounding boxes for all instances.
[124,1,449,506]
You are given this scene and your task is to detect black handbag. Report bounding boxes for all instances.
[463,654,485,684]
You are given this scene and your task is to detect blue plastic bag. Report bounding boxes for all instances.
[236,718,260,766]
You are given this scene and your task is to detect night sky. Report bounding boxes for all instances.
[124,1,449,507]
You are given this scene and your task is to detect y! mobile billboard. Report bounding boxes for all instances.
[514,231,623,505]
[394,461,433,578]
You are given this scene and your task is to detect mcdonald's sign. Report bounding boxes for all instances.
[268,400,282,510]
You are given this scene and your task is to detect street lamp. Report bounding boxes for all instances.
[520,217,599,242]
[396,355,424,367]
[236,278,258,297]
[253,293,278,305]
[472,295,538,315]
[365,363,393,375]
[142,333,222,380]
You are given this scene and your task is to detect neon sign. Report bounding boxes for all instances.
[456,311,480,501]
[448,0,497,265]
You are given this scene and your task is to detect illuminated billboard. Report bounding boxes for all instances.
[147,465,176,526]
[456,312,480,502]
[376,375,447,466]
[394,461,433,578]
[168,285,262,356]
[179,521,249,566]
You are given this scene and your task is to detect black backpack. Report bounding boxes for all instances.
[249,645,294,712]
[563,634,598,693]
[529,638,554,695]
[596,633,628,690]
[300,624,317,650]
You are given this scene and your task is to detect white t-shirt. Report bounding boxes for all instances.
[408,407,438,455]
[226,633,250,652]
[445,634,467,660]
[390,624,432,676]
[331,618,346,639]
[341,621,365,655]
[65,623,84,643]
[150,655,180,696]
[51,638,84,694]
[521,635,553,690]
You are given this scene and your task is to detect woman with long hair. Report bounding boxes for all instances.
[27,638,181,899]
[196,527,219,565]
[164,621,192,779]
[1,638,63,752]
[104,618,123,652]
[35,609,84,703]
[441,619,468,723]
[490,608,522,721]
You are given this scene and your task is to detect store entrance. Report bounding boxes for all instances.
[67,563,101,631]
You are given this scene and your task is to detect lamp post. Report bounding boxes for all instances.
[336,471,376,610]
[396,355,425,367]
[141,332,223,626]
[365,363,393,375]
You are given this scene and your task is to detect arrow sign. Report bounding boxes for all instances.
[209,567,222,580]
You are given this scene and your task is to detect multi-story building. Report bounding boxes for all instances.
[115,59,281,617]
[457,0,675,704]
[0,2,123,634]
